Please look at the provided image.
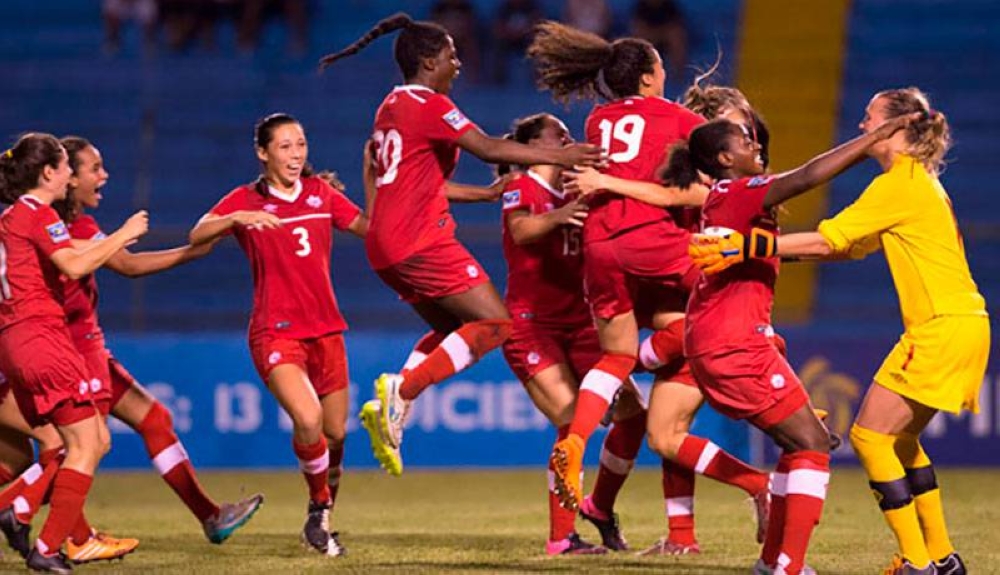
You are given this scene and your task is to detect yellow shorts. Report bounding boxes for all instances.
[874,314,990,414]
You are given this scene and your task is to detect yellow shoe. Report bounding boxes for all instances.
[549,434,585,512]
[360,399,403,477]
[65,531,139,564]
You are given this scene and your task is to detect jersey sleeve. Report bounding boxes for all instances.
[327,186,362,231]
[817,175,907,252]
[422,94,478,143]
[208,188,245,217]
[706,177,772,230]
[30,206,72,256]
[501,176,535,214]
[69,215,106,240]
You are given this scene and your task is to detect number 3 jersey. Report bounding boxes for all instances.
[584,96,704,243]
[366,85,479,270]
[209,176,361,341]
[501,172,591,328]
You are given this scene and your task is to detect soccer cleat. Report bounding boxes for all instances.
[301,500,344,557]
[883,555,938,575]
[549,434,584,511]
[0,506,31,558]
[637,536,701,556]
[579,495,628,551]
[934,552,966,575]
[202,493,264,544]
[545,532,607,556]
[374,373,409,448]
[752,558,817,575]
[360,399,403,476]
[750,489,771,544]
[64,531,139,564]
[326,532,347,557]
[26,548,72,574]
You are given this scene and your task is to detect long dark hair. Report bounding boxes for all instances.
[0,133,64,204]
[661,120,744,187]
[318,12,450,81]
[51,136,94,222]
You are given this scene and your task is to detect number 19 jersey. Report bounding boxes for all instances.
[367,85,479,270]
[208,176,361,341]
[584,96,703,242]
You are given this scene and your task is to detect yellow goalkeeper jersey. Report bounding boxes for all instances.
[817,154,987,329]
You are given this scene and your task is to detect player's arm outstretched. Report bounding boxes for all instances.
[50,210,149,279]
[564,166,709,207]
[189,210,281,246]
[506,198,588,245]
[457,128,604,169]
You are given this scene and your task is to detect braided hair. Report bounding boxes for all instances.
[319,13,450,81]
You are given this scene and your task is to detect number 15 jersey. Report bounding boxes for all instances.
[208,176,361,341]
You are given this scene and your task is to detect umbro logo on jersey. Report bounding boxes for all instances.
[443,109,470,131]
[306,195,323,208]
[263,203,278,213]
[502,190,521,208]
[46,221,70,242]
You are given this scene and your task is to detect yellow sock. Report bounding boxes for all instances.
[896,433,954,562]
[850,424,931,567]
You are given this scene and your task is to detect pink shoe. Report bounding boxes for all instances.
[545,533,608,556]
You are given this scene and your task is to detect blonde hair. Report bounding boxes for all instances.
[874,87,951,174]
[682,64,751,120]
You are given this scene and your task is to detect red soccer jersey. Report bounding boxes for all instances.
[62,215,105,350]
[366,85,479,269]
[583,96,704,243]
[209,176,362,341]
[685,176,780,357]
[501,172,591,327]
[0,196,72,330]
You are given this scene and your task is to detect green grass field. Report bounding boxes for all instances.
[5,468,999,574]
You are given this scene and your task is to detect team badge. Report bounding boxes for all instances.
[527,352,540,365]
[747,176,772,188]
[46,221,70,242]
[770,374,786,389]
[443,109,470,131]
[306,195,323,208]
[90,378,102,393]
[502,190,521,209]
[466,265,479,278]
[268,351,282,365]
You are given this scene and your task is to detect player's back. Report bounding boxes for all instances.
[584,96,703,242]
[0,198,68,329]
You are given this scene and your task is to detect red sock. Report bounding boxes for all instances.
[676,435,768,495]
[568,354,636,442]
[293,437,331,505]
[761,455,790,567]
[35,469,92,557]
[69,513,93,545]
[401,330,448,373]
[15,449,64,523]
[327,443,344,511]
[137,403,220,522]
[662,458,697,545]
[638,319,684,370]
[400,319,512,401]
[0,464,15,485]
[590,411,645,513]
[548,426,576,541]
[777,451,830,575]
[0,463,38,511]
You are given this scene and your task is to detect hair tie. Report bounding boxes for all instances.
[2,149,11,159]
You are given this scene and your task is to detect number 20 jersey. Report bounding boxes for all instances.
[367,85,479,270]
[208,176,361,341]
[583,96,703,243]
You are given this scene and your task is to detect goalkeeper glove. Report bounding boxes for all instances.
[688,227,777,274]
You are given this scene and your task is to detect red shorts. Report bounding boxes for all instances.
[250,332,349,397]
[0,319,104,427]
[503,320,601,383]
[79,346,138,408]
[584,222,699,320]
[689,344,809,430]
[376,239,490,304]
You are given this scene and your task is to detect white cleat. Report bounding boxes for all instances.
[374,373,409,448]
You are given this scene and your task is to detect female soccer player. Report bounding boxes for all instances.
[0,132,148,573]
[189,114,367,557]
[567,83,783,555]
[674,111,914,575]
[725,89,985,575]
[318,13,602,475]
[526,20,711,513]
[498,113,646,555]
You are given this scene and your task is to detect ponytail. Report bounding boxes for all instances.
[874,87,951,174]
[319,13,450,82]
[319,12,412,70]
[661,143,699,188]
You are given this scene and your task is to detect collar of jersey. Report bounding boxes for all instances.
[526,170,565,199]
[267,179,303,203]
[393,84,435,94]
[19,194,47,208]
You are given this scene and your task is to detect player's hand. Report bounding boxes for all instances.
[120,210,149,242]
[483,173,515,202]
[563,166,605,198]
[363,138,378,186]
[558,143,605,168]
[317,170,345,191]
[688,227,777,274]
[872,111,923,140]
[231,210,281,230]
[550,198,589,227]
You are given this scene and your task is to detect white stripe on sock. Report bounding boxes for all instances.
[152,442,190,475]
[770,472,789,497]
[694,441,720,474]
[580,369,622,403]
[441,333,474,371]
[402,351,428,371]
[665,496,694,517]
[299,450,330,475]
[36,539,50,555]
[786,468,829,499]
[599,449,634,475]
[638,336,664,370]
[21,463,42,486]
